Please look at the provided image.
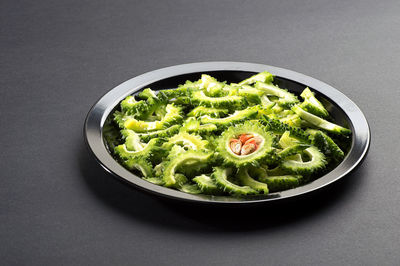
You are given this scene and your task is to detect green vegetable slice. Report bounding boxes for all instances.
[162,151,213,187]
[255,81,299,107]
[258,175,302,192]
[187,106,229,118]
[237,167,269,194]
[238,71,274,85]
[299,87,329,118]
[292,105,351,135]
[192,174,223,194]
[281,146,327,175]
[216,121,275,167]
[200,106,259,128]
[162,131,208,151]
[212,167,257,196]
[191,90,246,109]
[123,104,183,132]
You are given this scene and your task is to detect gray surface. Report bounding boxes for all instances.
[0,0,398,265]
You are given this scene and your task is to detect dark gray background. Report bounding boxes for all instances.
[1,0,399,265]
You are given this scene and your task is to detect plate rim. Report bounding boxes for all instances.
[84,61,370,205]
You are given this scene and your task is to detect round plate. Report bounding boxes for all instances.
[84,62,370,206]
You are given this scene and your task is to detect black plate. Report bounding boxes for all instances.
[84,62,370,206]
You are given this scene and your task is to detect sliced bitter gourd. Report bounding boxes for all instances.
[123,104,183,132]
[120,96,149,116]
[307,129,345,162]
[162,151,213,187]
[292,105,351,135]
[182,118,219,135]
[137,125,180,142]
[299,87,329,118]
[247,166,302,192]
[238,71,274,85]
[237,167,269,194]
[279,114,302,127]
[115,138,164,163]
[281,146,327,175]
[255,81,299,107]
[200,106,258,128]
[190,90,246,109]
[187,106,229,118]
[258,175,302,193]
[278,144,310,159]
[122,157,153,178]
[278,131,301,148]
[261,115,311,143]
[162,131,208,151]
[216,121,276,167]
[237,85,265,104]
[212,167,257,196]
[121,130,145,151]
[192,174,223,194]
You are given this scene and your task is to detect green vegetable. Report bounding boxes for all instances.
[255,82,299,107]
[292,105,351,135]
[216,121,276,167]
[299,87,329,118]
[187,106,229,118]
[237,167,269,194]
[281,146,327,175]
[212,167,257,196]
[192,174,223,194]
[110,71,351,197]
[162,150,213,187]
[123,104,183,132]
[200,106,259,128]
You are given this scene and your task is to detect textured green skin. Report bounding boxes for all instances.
[261,115,311,143]
[192,174,223,194]
[278,144,310,159]
[187,124,218,135]
[114,138,164,166]
[281,146,327,175]
[123,104,183,132]
[237,167,269,194]
[216,121,276,167]
[200,106,258,129]
[246,165,302,192]
[212,167,257,196]
[122,157,153,178]
[190,90,246,109]
[187,106,229,118]
[123,130,145,151]
[265,166,291,176]
[162,131,209,151]
[300,87,329,118]
[238,71,274,85]
[255,81,299,107]
[237,86,265,104]
[137,125,180,142]
[279,114,302,127]
[181,117,219,135]
[120,96,149,116]
[162,151,213,187]
[307,130,345,162]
